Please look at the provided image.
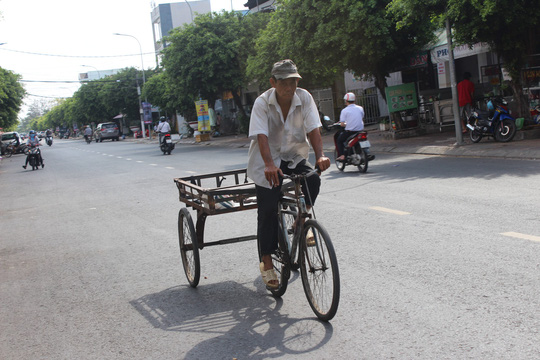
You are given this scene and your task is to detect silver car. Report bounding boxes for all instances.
[94,122,120,142]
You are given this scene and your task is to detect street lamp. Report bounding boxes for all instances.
[81,65,101,79]
[113,32,148,138]
[184,0,194,22]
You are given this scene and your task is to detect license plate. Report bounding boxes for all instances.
[360,140,371,148]
[166,139,172,143]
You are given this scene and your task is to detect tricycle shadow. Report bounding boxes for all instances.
[130,280,334,358]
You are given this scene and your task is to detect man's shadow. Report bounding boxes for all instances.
[130,279,334,359]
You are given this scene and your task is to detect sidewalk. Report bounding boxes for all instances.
[136,126,540,161]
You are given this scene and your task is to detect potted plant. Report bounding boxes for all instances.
[379,118,390,131]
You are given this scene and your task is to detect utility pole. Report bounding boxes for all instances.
[446,18,464,145]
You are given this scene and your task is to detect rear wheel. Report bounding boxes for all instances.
[178,208,200,287]
[495,119,516,142]
[334,149,345,172]
[258,222,290,298]
[4,148,13,158]
[356,146,368,173]
[279,203,298,270]
[300,220,340,321]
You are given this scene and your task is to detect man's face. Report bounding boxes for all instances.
[270,77,299,102]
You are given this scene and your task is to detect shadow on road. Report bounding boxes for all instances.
[130,280,334,358]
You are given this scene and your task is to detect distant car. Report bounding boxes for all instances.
[94,122,120,142]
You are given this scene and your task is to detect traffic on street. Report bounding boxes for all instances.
[1,137,539,359]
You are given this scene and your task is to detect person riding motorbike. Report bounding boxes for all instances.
[84,125,93,142]
[22,130,44,169]
[156,116,171,145]
[335,93,374,162]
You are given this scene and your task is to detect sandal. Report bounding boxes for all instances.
[306,229,316,247]
[259,262,279,289]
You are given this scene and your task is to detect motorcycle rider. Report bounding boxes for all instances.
[22,130,44,169]
[335,92,369,161]
[83,125,93,142]
[156,116,171,145]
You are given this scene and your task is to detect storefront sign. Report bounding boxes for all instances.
[409,52,428,68]
[431,42,490,64]
[195,100,210,132]
[385,83,418,113]
[142,102,153,124]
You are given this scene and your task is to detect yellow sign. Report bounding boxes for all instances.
[195,100,210,132]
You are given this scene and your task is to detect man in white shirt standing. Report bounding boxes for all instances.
[335,92,365,161]
[247,59,331,289]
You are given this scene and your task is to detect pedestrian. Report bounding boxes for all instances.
[247,59,331,289]
[458,71,475,133]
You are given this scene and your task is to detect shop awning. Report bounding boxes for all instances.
[428,29,490,64]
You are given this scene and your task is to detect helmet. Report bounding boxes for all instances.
[344,93,356,102]
[29,130,36,134]
[159,116,166,121]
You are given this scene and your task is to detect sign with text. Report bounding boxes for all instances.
[142,102,152,124]
[385,83,418,113]
[195,100,210,132]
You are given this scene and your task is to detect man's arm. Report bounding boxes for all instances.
[257,134,282,187]
[307,129,330,172]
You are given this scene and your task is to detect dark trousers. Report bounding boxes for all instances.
[335,130,356,156]
[256,159,320,256]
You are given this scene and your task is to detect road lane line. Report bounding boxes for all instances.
[369,206,411,216]
[136,161,143,163]
[165,167,175,170]
[501,232,540,243]
[149,163,158,166]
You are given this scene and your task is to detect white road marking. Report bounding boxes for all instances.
[117,156,123,159]
[369,206,411,216]
[137,161,143,163]
[149,163,158,166]
[501,232,540,243]
[126,158,132,161]
[165,167,175,170]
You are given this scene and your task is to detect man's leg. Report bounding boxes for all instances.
[256,184,281,266]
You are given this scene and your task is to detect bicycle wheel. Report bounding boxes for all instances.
[178,208,200,287]
[280,203,299,270]
[4,148,13,158]
[258,221,290,298]
[300,220,340,321]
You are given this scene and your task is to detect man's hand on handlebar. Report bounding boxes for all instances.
[264,164,283,188]
[316,156,331,173]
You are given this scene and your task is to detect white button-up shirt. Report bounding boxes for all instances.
[340,104,365,131]
[247,87,321,188]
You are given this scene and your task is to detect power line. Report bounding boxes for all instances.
[0,47,155,58]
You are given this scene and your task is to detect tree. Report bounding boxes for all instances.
[162,11,271,120]
[0,67,26,130]
[248,0,434,100]
[389,0,540,118]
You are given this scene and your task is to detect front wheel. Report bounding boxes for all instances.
[470,130,482,143]
[300,220,340,321]
[495,119,516,142]
[178,208,200,287]
[4,148,13,158]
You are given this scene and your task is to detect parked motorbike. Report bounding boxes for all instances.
[160,132,175,155]
[26,144,42,170]
[332,124,375,173]
[466,97,517,143]
[46,135,53,146]
[2,141,27,157]
[84,135,92,144]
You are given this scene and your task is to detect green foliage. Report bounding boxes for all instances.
[162,11,270,117]
[248,0,434,98]
[0,67,26,130]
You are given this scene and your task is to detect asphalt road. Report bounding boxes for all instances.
[1,138,539,359]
